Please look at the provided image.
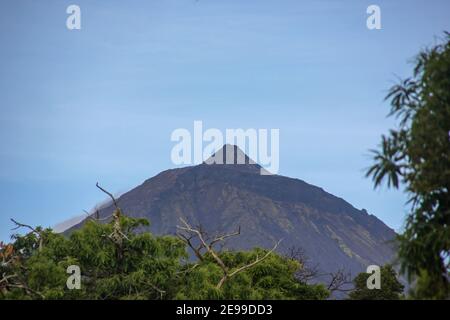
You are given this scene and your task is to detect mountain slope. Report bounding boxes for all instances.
[67,145,396,277]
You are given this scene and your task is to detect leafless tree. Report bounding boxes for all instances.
[95,182,130,245]
[177,217,281,289]
[325,268,353,294]
[284,245,353,295]
[285,246,321,284]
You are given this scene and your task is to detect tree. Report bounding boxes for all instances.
[176,217,281,289]
[1,217,329,300]
[1,184,329,300]
[175,248,329,300]
[0,216,186,300]
[0,183,186,300]
[366,33,450,299]
[175,218,329,300]
[348,265,404,300]
[285,246,352,296]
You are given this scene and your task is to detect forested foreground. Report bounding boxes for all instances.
[0,201,404,300]
[0,208,331,300]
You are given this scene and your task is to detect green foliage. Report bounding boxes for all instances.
[176,249,329,300]
[366,33,450,299]
[348,265,404,300]
[0,216,327,300]
[68,218,186,299]
[1,216,186,300]
[408,269,449,300]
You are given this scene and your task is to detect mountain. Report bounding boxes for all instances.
[66,144,397,279]
[53,214,85,233]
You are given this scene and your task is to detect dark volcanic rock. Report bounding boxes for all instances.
[67,145,397,278]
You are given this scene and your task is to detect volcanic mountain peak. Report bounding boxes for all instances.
[67,146,396,284]
[203,144,272,175]
[204,144,255,165]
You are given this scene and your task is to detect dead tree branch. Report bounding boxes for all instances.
[285,246,320,284]
[218,239,281,289]
[148,282,166,300]
[95,183,129,266]
[176,217,281,290]
[325,268,353,294]
[0,272,45,299]
[285,246,353,294]
[176,231,205,261]
[10,218,44,251]
[210,226,241,247]
[3,283,45,299]
[96,182,119,210]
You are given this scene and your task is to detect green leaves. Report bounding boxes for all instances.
[366,134,405,189]
[366,32,450,299]
[176,248,328,300]
[349,265,404,300]
[1,215,328,300]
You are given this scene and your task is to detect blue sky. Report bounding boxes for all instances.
[0,0,449,241]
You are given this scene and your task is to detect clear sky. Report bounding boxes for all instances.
[1,0,449,241]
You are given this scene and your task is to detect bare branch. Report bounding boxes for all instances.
[148,282,166,299]
[10,219,39,234]
[177,217,281,290]
[284,246,321,284]
[177,218,228,273]
[325,268,353,293]
[3,283,45,299]
[96,182,119,210]
[95,183,130,268]
[10,219,44,251]
[0,273,17,285]
[175,263,199,275]
[228,239,282,278]
[176,231,204,261]
[0,272,45,299]
[210,226,241,247]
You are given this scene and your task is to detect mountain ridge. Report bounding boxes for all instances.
[66,145,397,279]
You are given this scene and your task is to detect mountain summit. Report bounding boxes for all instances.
[204,144,256,165]
[67,145,396,278]
[203,144,269,174]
